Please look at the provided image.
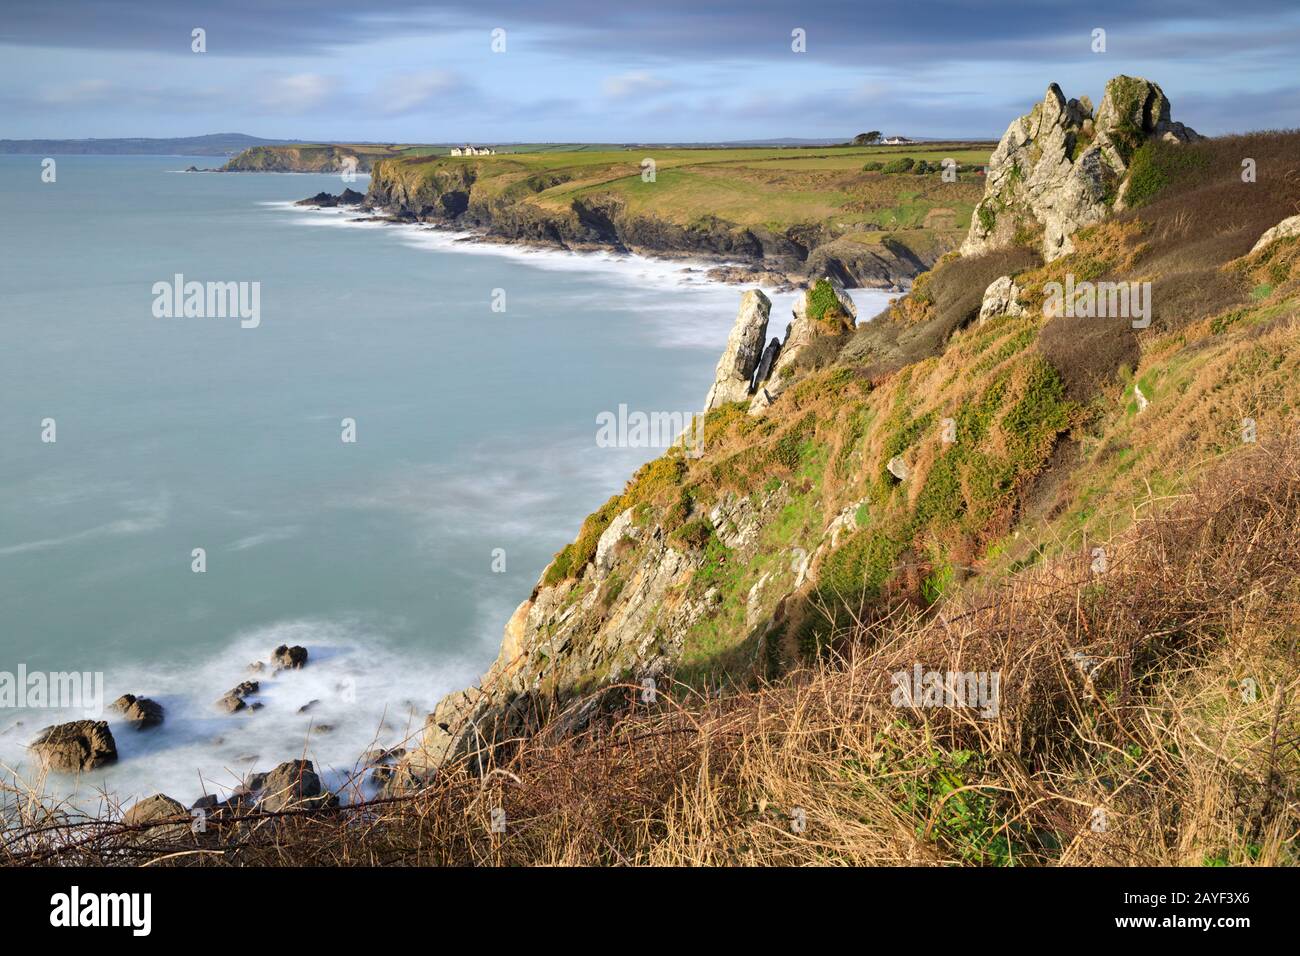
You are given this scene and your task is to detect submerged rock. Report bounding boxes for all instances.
[29,720,117,772]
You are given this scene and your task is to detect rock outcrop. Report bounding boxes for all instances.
[295,188,366,207]
[962,75,1200,261]
[750,281,857,414]
[1250,214,1300,255]
[977,275,1026,324]
[703,290,772,410]
[29,720,117,772]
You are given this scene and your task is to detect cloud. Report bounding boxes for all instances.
[257,72,338,112]
[375,69,466,113]
[36,78,116,106]
[603,71,674,100]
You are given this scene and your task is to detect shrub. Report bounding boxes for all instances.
[882,157,915,174]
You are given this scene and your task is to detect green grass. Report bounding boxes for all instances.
[368,141,993,239]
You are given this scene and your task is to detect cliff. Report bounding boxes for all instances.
[393,77,1300,798]
[221,143,404,173]
[361,147,988,286]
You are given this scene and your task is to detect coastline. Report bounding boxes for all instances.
[283,196,910,300]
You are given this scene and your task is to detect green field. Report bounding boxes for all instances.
[371,142,994,239]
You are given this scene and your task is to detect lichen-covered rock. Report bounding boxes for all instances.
[887,456,910,481]
[29,720,117,772]
[962,75,1200,262]
[704,290,772,410]
[977,275,1026,324]
[1250,214,1300,256]
[111,694,165,730]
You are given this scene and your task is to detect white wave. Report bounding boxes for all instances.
[227,526,302,552]
[0,617,480,811]
[267,202,898,349]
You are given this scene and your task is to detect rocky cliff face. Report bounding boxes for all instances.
[364,162,934,287]
[962,75,1200,261]
[221,145,374,173]
[396,282,856,784]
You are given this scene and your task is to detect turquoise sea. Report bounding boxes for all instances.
[0,154,890,807]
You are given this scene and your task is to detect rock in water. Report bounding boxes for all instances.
[29,720,118,772]
[704,289,771,410]
[111,693,165,730]
[962,75,1200,262]
[271,644,308,670]
[217,680,260,713]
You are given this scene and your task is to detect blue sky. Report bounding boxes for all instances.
[2,1,1298,142]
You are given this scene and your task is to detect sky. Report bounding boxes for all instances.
[2,0,1298,142]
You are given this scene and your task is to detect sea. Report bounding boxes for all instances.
[0,154,892,810]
